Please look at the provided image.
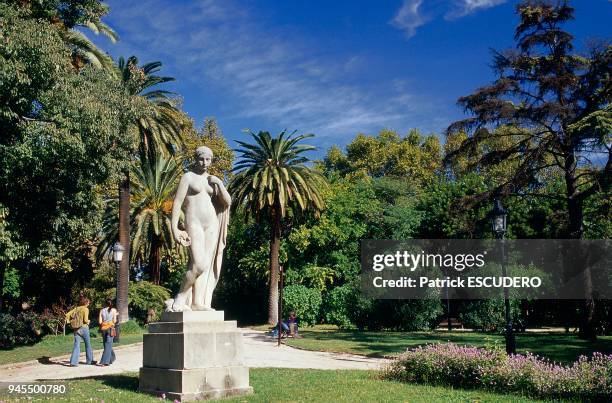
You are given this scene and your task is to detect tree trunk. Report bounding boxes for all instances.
[564,154,596,340]
[149,234,161,285]
[117,171,131,324]
[0,261,5,312]
[268,207,281,325]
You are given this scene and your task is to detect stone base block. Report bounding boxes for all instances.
[142,330,244,369]
[148,320,237,334]
[139,366,253,401]
[161,311,224,323]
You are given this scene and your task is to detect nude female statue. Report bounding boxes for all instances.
[165,146,231,312]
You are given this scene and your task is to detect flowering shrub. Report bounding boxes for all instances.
[382,343,612,400]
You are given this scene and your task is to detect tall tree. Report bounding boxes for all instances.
[98,155,183,285]
[445,1,611,339]
[324,129,441,184]
[111,56,185,322]
[229,131,327,324]
[0,3,139,307]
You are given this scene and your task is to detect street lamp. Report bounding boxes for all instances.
[492,199,515,354]
[112,242,125,266]
[492,200,507,234]
[112,242,125,342]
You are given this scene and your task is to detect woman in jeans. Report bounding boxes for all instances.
[66,297,93,366]
[98,298,117,366]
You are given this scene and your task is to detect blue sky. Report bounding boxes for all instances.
[94,0,611,155]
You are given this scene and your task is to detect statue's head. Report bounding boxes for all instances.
[194,146,213,171]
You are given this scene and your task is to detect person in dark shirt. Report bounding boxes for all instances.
[271,311,299,337]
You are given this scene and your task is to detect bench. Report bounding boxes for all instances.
[438,318,464,329]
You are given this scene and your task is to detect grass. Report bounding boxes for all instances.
[0,330,144,366]
[0,369,545,402]
[277,325,612,363]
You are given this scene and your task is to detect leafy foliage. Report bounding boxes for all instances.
[457,300,522,332]
[9,0,118,69]
[100,281,170,324]
[324,129,441,184]
[0,4,140,262]
[282,285,322,326]
[445,1,611,239]
[117,56,186,159]
[322,283,354,328]
[179,117,234,179]
[230,130,327,219]
[118,319,142,334]
[0,312,44,348]
[98,155,184,284]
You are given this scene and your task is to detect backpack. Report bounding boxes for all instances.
[69,307,84,330]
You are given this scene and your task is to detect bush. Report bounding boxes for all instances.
[0,312,43,349]
[457,299,522,331]
[282,285,322,326]
[383,343,612,400]
[322,284,354,328]
[346,291,443,331]
[100,281,170,324]
[128,282,170,324]
[117,319,142,335]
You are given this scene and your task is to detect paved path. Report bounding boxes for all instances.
[0,330,389,382]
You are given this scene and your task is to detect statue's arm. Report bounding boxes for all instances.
[210,176,231,208]
[217,181,232,208]
[171,174,190,240]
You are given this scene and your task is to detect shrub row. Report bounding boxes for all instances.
[282,282,442,330]
[382,343,612,400]
[0,310,65,349]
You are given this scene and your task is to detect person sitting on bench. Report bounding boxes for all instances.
[270,312,299,337]
[287,311,299,336]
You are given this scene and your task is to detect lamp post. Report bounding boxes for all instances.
[112,242,125,342]
[277,265,284,347]
[492,199,515,354]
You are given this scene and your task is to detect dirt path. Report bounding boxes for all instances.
[0,330,389,382]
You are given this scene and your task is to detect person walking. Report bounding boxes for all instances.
[65,296,93,366]
[98,298,117,366]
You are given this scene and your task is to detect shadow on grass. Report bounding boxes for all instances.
[39,373,140,393]
[96,374,140,392]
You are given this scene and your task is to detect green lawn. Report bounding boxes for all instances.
[0,331,144,366]
[280,326,612,363]
[0,369,545,402]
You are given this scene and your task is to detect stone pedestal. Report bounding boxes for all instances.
[139,311,253,401]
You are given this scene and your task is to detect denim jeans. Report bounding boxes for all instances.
[70,326,93,366]
[99,329,116,365]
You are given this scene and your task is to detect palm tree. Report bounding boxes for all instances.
[98,155,184,285]
[229,130,327,324]
[112,56,186,321]
[117,56,185,159]
[60,21,118,70]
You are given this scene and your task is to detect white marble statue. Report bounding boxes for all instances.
[165,146,231,312]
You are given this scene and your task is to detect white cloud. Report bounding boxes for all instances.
[446,0,507,20]
[390,0,428,38]
[102,0,438,140]
[390,0,507,39]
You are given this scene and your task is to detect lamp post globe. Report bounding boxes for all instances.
[492,199,507,235]
[112,242,125,265]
